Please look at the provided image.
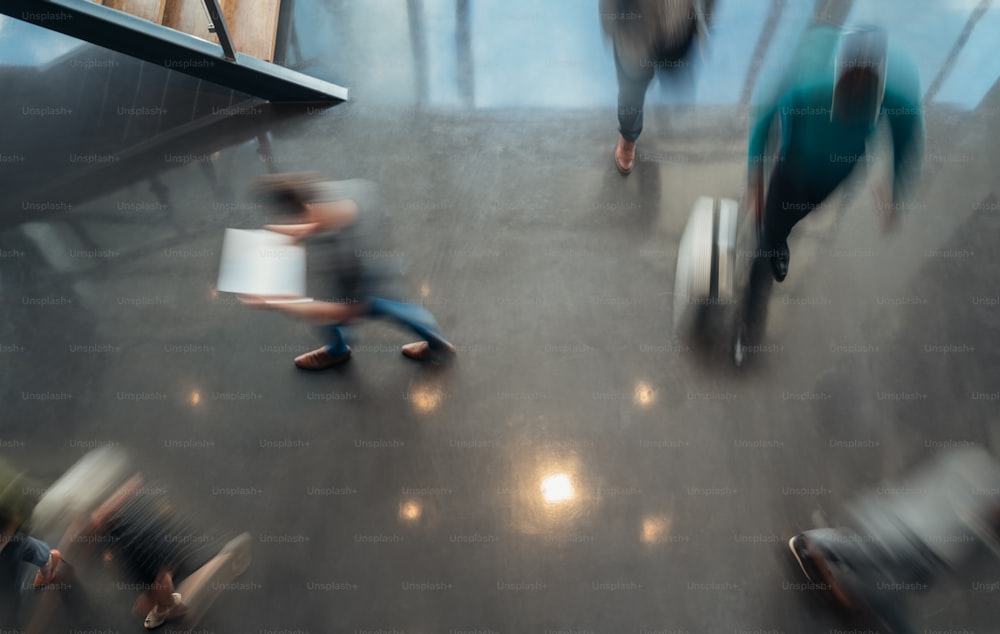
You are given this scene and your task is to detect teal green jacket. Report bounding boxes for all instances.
[748,27,924,202]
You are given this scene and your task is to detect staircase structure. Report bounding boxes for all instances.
[1,0,348,103]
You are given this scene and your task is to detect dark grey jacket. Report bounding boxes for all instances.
[599,0,714,68]
[302,179,405,303]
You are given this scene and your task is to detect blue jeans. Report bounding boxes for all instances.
[613,32,698,142]
[614,44,653,143]
[322,297,449,355]
[19,535,50,568]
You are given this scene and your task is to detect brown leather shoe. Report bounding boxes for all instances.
[614,135,636,175]
[294,346,351,370]
[401,340,457,361]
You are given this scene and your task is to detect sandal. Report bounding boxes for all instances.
[144,593,186,629]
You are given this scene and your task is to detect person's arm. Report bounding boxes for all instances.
[747,90,788,218]
[883,44,924,207]
[238,296,368,325]
[867,51,922,235]
[884,92,924,207]
[304,199,359,233]
[748,98,780,178]
[263,222,322,240]
[263,200,358,241]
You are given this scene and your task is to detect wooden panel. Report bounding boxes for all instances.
[162,0,218,44]
[160,0,282,61]
[222,0,282,61]
[101,0,167,24]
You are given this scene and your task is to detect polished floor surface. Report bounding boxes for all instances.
[2,0,1000,631]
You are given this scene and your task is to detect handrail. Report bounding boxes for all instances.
[202,0,236,61]
[0,0,349,102]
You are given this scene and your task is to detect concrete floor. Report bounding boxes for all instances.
[1,0,999,631]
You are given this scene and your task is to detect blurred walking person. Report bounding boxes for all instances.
[788,446,1000,633]
[601,0,713,174]
[747,25,924,283]
[0,458,65,591]
[733,24,924,358]
[242,173,456,370]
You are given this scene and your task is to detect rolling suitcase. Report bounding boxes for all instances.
[673,196,740,336]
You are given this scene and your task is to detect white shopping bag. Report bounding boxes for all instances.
[673,196,741,334]
[216,229,308,297]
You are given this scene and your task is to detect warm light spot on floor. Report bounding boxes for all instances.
[641,515,672,544]
[399,499,422,522]
[420,282,431,298]
[190,391,201,406]
[540,473,575,503]
[633,381,656,407]
[410,386,443,413]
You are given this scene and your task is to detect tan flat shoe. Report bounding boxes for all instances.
[294,346,352,370]
[401,341,456,361]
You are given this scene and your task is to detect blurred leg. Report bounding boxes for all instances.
[760,164,833,282]
[322,324,350,357]
[760,165,795,256]
[150,570,177,612]
[22,536,63,589]
[133,591,155,617]
[614,46,653,142]
[294,324,353,370]
[741,253,773,347]
[763,163,841,251]
[367,298,450,347]
[141,569,185,628]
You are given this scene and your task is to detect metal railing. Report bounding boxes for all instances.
[202,0,237,61]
